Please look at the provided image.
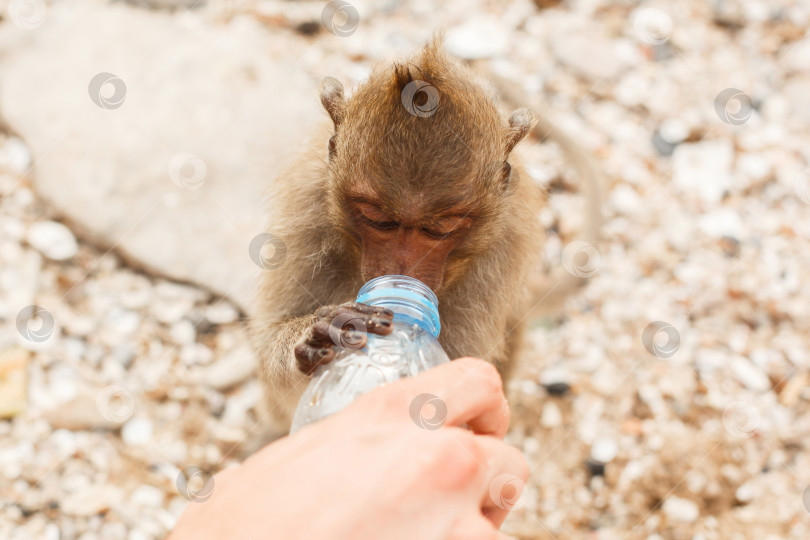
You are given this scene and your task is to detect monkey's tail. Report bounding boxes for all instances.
[482,66,605,316]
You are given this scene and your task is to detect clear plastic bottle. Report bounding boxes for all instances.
[290,275,450,433]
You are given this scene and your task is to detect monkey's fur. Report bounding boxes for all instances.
[249,40,601,431]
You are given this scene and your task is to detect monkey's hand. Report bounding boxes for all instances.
[294,302,394,376]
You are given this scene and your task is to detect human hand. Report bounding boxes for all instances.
[170,357,528,540]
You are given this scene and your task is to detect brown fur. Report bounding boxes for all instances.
[250,40,560,431]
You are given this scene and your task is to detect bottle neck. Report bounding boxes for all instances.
[355,275,441,337]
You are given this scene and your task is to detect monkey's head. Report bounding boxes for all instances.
[320,39,534,293]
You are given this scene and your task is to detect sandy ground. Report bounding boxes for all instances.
[1,0,810,538]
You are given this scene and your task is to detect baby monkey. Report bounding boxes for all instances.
[250,39,597,430]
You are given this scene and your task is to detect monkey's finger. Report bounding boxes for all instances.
[294,342,336,375]
[302,321,338,348]
[341,302,394,319]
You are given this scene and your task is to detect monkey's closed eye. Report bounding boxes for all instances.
[360,215,399,230]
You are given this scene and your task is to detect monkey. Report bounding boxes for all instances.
[249,38,603,431]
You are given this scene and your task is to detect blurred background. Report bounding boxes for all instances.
[0,0,809,538]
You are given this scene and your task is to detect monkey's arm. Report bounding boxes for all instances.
[250,311,318,424]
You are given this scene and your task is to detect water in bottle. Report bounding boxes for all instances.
[290,274,450,433]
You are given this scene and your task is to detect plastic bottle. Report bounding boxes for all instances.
[290,274,449,433]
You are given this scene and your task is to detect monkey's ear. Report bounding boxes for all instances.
[320,77,346,129]
[504,108,535,155]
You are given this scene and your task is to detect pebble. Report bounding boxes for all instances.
[735,481,758,504]
[43,392,122,431]
[551,32,627,81]
[541,401,563,428]
[179,343,213,366]
[0,136,32,174]
[195,345,256,390]
[590,438,618,463]
[111,344,136,368]
[204,302,240,325]
[130,484,165,508]
[662,496,700,523]
[672,140,734,204]
[170,319,197,345]
[26,221,79,261]
[61,485,123,517]
[121,417,153,446]
[0,347,29,419]
[698,208,744,239]
[730,356,771,392]
[446,17,509,59]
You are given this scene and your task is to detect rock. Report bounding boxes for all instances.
[658,119,690,144]
[698,208,744,239]
[195,344,255,391]
[662,496,699,523]
[26,221,78,261]
[735,481,758,504]
[590,438,618,463]
[42,392,123,431]
[179,343,213,366]
[61,484,123,517]
[730,356,771,392]
[541,401,563,428]
[782,77,810,124]
[609,184,644,214]
[204,302,240,325]
[540,367,572,396]
[0,136,32,175]
[585,459,605,476]
[551,32,627,82]
[121,417,153,446]
[169,320,197,345]
[0,0,321,314]
[652,130,676,156]
[129,485,165,508]
[0,347,29,418]
[446,17,509,59]
[672,140,734,204]
[778,372,808,407]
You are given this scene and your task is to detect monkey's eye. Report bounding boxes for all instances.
[420,216,470,240]
[420,227,451,240]
[355,203,399,231]
[362,216,400,230]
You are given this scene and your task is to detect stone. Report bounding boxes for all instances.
[540,367,572,396]
[42,392,123,431]
[0,136,32,175]
[0,0,321,314]
[121,417,153,446]
[0,347,29,418]
[662,496,699,523]
[194,344,256,390]
[179,343,213,366]
[698,208,744,239]
[26,221,78,261]
[672,140,735,204]
[541,401,563,428]
[590,438,618,463]
[446,17,509,59]
[551,32,627,82]
[61,485,123,517]
[204,302,240,325]
[730,356,771,392]
[129,485,165,508]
